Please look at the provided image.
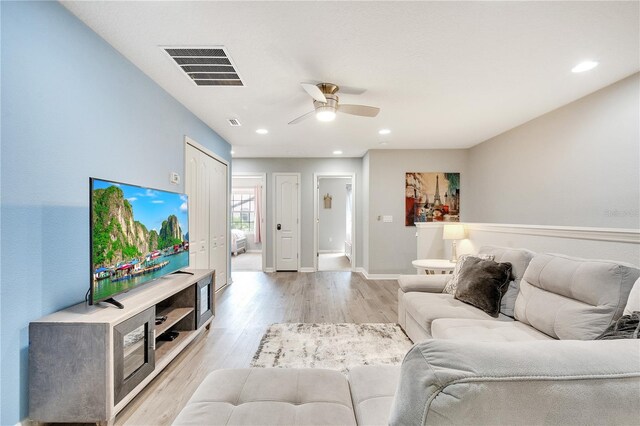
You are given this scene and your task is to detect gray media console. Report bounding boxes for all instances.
[29,269,215,424]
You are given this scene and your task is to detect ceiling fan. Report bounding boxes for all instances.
[288,82,380,125]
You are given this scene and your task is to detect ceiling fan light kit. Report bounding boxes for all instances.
[289,82,380,125]
[315,93,339,122]
[316,107,337,122]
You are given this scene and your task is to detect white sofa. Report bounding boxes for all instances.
[398,246,536,342]
[174,250,640,425]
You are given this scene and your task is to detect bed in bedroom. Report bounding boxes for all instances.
[231,229,247,255]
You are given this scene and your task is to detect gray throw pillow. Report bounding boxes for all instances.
[595,312,640,340]
[454,258,513,318]
[443,254,495,295]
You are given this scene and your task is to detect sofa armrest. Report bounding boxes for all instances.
[397,274,449,293]
[390,339,640,426]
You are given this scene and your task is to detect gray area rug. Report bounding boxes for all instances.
[251,323,413,373]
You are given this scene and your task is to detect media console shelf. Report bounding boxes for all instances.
[29,269,215,425]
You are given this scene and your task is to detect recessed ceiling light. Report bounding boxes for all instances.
[571,60,599,73]
[379,129,391,135]
[333,150,343,155]
[256,128,268,135]
[230,150,235,155]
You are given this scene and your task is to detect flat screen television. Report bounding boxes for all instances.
[90,178,190,307]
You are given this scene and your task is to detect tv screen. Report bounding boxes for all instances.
[90,178,189,305]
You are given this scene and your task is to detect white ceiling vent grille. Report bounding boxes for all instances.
[164,47,244,86]
[228,118,242,127]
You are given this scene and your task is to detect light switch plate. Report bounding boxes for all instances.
[170,172,180,184]
[383,215,393,223]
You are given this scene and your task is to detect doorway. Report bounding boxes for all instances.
[314,173,356,272]
[231,173,266,272]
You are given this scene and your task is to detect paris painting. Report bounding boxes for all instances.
[405,172,460,226]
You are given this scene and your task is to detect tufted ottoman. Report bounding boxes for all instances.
[173,368,357,425]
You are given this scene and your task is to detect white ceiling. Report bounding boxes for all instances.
[61,1,639,158]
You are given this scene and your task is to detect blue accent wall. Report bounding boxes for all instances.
[0,2,231,423]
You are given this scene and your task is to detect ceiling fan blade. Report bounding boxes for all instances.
[338,104,380,117]
[306,80,366,95]
[336,85,367,95]
[288,110,316,125]
[301,83,327,103]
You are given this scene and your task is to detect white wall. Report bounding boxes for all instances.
[231,158,363,269]
[467,73,640,229]
[366,149,469,274]
[318,178,350,252]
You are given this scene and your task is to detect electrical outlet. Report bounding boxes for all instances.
[170,172,180,185]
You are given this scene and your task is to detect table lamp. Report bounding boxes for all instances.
[443,224,467,262]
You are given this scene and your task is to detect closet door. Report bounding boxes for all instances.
[185,144,210,270]
[185,141,228,289]
[209,160,228,290]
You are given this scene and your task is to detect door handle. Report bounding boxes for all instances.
[277,224,282,230]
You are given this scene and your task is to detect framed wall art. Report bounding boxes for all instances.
[405,172,460,226]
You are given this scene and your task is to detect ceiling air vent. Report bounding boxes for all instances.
[228,118,242,127]
[164,47,244,87]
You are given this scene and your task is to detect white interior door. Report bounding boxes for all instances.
[275,174,299,271]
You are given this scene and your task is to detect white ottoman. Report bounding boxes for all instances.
[173,368,357,425]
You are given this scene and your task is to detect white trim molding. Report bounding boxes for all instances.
[356,268,400,280]
[299,267,315,273]
[415,221,639,244]
[466,223,639,244]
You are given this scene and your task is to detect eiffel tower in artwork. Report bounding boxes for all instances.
[433,175,442,207]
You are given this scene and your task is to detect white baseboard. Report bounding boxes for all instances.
[247,249,262,253]
[318,250,344,254]
[264,267,275,273]
[299,267,315,273]
[356,267,400,280]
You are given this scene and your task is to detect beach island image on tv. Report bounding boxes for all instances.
[91,179,189,302]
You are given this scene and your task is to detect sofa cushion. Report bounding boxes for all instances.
[348,365,400,426]
[173,368,356,425]
[403,292,512,337]
[478,246,535,317]
[398,274,449,293]
[624,277,640,316]
[389,339,640,426]
[515,253,640,340]
[454,257,512,317]
[431,318,554,341]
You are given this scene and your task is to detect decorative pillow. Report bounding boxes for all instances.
[443,254,495,295]
[454,258,513,318]
[596,312,640,340]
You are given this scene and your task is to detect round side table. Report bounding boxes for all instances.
[411,259,456,275]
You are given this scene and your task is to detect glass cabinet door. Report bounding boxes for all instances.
[195,273,214,329]
[113,307,155,404]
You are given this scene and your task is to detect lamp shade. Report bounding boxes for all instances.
[443,224,467,240]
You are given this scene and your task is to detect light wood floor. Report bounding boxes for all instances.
[116,271,399,425]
